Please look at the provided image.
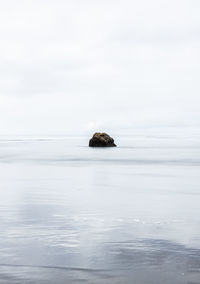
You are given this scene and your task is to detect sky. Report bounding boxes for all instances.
[0,0,200,135]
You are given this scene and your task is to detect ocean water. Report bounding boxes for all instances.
[0,130,200,283]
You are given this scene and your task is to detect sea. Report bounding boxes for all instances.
[0,128,200,283]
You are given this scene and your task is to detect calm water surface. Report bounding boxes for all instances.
[0,131,200,283]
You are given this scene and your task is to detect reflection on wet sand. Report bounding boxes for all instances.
[0,239,200,283]
[0,136,199,283]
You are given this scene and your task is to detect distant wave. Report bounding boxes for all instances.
[0,263,109,272]
[0,156,200,166]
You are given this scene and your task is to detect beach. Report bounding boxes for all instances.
[0,129,200,283]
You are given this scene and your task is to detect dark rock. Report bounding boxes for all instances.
[89,132,117,147]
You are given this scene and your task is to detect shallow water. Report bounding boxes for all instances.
[0,131,200,283]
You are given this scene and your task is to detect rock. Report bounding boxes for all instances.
[89,132,117,147]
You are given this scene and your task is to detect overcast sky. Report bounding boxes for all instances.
[0,0,200,135]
